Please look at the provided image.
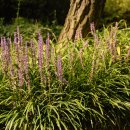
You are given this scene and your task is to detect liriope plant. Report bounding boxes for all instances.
[0,23,130,130]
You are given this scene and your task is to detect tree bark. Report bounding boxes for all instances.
[58,0,106,41]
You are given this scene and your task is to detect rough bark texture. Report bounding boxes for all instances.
[58,0,106,41]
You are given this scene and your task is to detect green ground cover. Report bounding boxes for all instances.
[0,21,130,130]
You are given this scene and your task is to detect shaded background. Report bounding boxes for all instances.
[0,0,130,25]
[0,0,70,24]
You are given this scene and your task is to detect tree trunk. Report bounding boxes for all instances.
[58,0,106,41]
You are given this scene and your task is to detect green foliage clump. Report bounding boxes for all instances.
[0,17,62,41]
[105,0,130,15]
[104,0,130,22]
[0,23,130,130]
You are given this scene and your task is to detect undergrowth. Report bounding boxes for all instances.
[0,22,130,130]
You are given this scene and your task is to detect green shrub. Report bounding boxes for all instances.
[104,0,130,23]
[0,23,130,130]
[105,0,130,15]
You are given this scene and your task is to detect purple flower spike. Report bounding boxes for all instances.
[14,32,17,45]
[38,32,43,72]
[51,47,56,69]
[24,43,29,74]
[79,28,83,39]
[18,69,24,87]
[24,43,31,92]
[90,22,98,45]
[17,26,20,43]
[30,39,36,66]
[14,27,20,46]
[19,35,23,46]
[1,37,10,72]
[1,37,4,50]
[10,56,14,78]
[75,29,79,40]
[46,33,50,67]
[57,55,63,82]
[90,22,95,35]
[74,29,82,40]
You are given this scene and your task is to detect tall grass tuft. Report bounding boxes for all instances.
[0,23,130,130]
